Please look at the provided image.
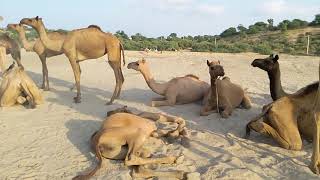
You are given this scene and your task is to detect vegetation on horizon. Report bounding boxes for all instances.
[2,14,320,56]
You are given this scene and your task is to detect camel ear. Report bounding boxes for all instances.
[35,16,39,21]
[269,54,274,58]
[207,60,210,66]
[273,55,279,62]
[141,58,146,63]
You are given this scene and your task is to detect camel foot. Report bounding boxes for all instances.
[309,163,320,175]
[73,96,81,103]
[221,111,229,118]
[105,101,113,105]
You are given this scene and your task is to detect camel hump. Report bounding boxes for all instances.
[88,25,102,31]
[185,74,199,79]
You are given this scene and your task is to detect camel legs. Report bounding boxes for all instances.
[39,54,50,91]
[0,47,6,72]
[20,81,36,108]
[106,61,123,105]
[151,92,177,107]
[247,117,302,150]
[241,93,252,109]
[66,52,82,103]
[310,112,320,174]
[200,101,217,116]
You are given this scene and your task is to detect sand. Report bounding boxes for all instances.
[0,50,319,180]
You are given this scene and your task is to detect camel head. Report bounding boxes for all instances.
[7,23,25,32]
[127,58,149,72]
[20,16,43,29]
[207,60,225,78]
[251,54,279,72]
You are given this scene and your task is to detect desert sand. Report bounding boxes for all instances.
[0,50,319,179]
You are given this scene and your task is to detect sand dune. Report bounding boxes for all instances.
[0,50,319,179]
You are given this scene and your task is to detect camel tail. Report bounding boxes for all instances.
[120,43,125,66]
[73,132,104,180]
[244,103,273,139]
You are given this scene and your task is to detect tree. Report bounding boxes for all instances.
[267,18,274,30]
[115,30,129,39]
[131,33,146,41]
[237,24,247,33]
[278,22,288,32]
[220,27,237,37]
[310,14,320,26]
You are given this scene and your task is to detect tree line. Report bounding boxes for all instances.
[4,14,320,56]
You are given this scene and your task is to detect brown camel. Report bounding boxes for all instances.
[20,16,125,104]
[7,23,65,90]
[73,106,188,180]
[0,33,22,72]
[127,58,210,107]
[251,54,320,101]
[310,61,320,174]
[0,62,43,108]
[201,60,251,118]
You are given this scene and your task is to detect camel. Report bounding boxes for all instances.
[73,106,188,180]
[0,62,43,108]
[310,62,320,174]
[127,58,210,107]
[7,23,66,91]
[0,33,22,72]
[20,16,125,104]
[251,54,320,101]
[201,60,251,118]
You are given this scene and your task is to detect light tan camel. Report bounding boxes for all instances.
[0,33,22,72]
[201,60,251,118]
[73,106,188,180]
[127,58,210,107]
[0,62,43,108]
[7,23,66,91]
[20,16,125,104]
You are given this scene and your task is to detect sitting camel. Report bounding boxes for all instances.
[246,62,320,174]
[251,54,319,101]
[127,58,210,107]
[73,106,189,179]
[201,60,251,118]
[0,62,43,108]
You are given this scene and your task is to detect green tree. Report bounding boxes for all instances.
[267,18,274,30]
[310,14,320,26]
[220,27,237,37]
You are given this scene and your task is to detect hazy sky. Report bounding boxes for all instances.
[1,0,319,37]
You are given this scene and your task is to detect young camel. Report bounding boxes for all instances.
[20,16,125,104]
[201,60,251,118]
[73,106,188,180]
[7,23,65,90]
[0,62,43,108]
[0,34,22,72]
[127,58,210,107]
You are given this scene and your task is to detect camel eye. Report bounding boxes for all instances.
[137,63,140,66]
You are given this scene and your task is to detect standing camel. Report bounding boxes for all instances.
[20,16,125,104]
[7,23,65,90]
[0,33,22,72]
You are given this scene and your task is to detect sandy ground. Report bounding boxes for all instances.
[0,50,319,180]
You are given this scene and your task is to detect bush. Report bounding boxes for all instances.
[253,43,273,55]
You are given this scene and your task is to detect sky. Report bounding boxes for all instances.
[1,0,319,37]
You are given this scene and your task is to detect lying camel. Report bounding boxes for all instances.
[73,106,188,180]
[0,62,43,108]
[127,58,210,107]
[201,60,251,118]
[251,54,320,101]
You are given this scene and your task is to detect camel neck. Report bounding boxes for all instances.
[36,22,61,51]
[140,68,167,96]
[268,67,288,100]
[17,29,34,52]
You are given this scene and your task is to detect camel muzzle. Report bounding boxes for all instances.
[127,62,137,70]
[251,60,260,67]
